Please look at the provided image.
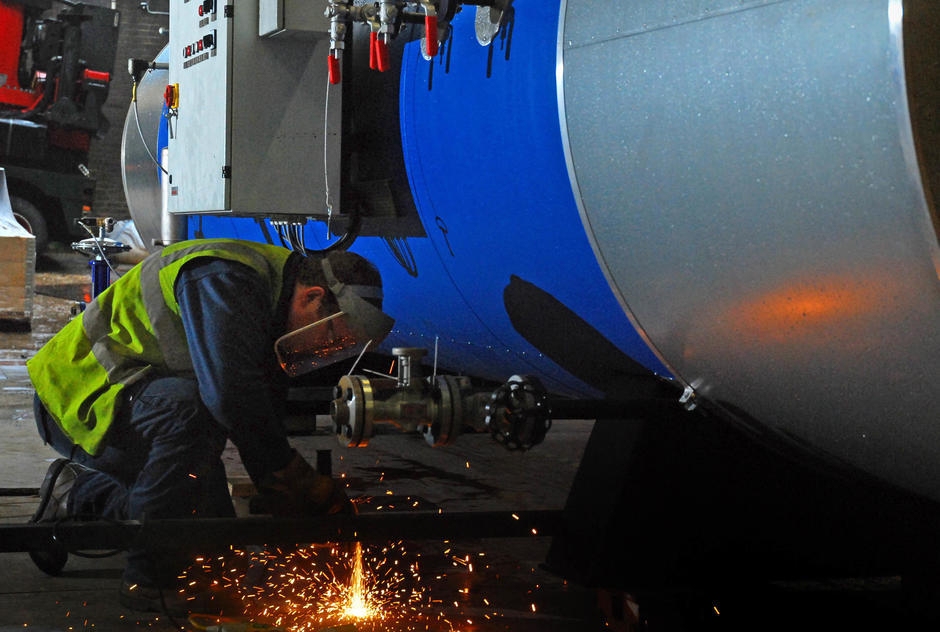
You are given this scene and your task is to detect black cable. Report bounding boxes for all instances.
[158,587,188,631]
[297,224,306,255]
[45,511,191,629]
[132,78,169,176]
[275,225,288,249]
[383,235,418,277]
[300,205,360,255]
[79,221,122,280]
[289,224,301,253]
[70,548,125,559]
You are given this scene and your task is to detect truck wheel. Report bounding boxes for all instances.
[10,196,49,254]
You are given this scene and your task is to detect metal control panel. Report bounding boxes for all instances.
[167,0,341,216]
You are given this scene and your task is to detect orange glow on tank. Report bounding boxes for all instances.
[717,272,890,345]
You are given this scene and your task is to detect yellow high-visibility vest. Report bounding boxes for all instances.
[28,239,294,455]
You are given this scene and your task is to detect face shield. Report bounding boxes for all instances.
[274,258,395,377]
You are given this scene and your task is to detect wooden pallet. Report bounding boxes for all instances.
[0,234,36,326]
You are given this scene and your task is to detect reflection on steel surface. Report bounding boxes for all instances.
[560,0,940,500]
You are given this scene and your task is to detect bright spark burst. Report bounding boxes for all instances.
[179,541,457,632]
[344,542,376,620]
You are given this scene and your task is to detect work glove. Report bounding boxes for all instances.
[256,450,353,517]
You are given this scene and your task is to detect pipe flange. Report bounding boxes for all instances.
[334,375,374,447]
[422,375,463,447]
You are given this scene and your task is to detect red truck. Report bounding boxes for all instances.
[0,0,118,252]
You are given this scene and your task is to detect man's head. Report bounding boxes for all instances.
[277,251,392,376]
[286,251,383,333]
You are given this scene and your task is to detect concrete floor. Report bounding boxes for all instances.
[0,252,601,632]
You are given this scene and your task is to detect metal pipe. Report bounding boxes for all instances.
[547,396,684,420]
[0,510,563,553]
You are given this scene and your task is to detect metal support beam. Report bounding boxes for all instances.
[0,510,563,553]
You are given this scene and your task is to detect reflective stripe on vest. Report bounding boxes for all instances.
[27,239,293,455]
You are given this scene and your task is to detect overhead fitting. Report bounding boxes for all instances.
[324,0,513,83]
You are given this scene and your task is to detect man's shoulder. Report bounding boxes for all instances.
[176,257,266,288]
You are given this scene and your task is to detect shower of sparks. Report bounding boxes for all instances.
[179,541,460,632]
[345,542,374,619]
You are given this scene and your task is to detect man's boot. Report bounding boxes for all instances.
[29,458,87,576]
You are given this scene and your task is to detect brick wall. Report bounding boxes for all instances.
[84,0,169,219]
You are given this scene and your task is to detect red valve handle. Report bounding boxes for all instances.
[425,15,438,57]
[376,38,390,72]
[328,53,341,84]
[369,31,378,71]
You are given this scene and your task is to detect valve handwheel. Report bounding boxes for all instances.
[485,375,552,451]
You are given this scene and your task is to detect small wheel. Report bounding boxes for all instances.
[10,196,49,254]
[29,547,68,576]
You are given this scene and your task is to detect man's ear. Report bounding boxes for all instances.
[300,285,326,308]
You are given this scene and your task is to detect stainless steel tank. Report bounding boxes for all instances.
[121,48,184,248]
[559,0,940,500]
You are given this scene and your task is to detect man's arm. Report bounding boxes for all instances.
[174,258,294,483]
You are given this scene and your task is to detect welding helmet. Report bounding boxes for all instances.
[274,258,395,377]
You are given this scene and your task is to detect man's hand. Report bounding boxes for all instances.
[257,450,353,516]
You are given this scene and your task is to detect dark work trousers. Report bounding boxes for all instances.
[33,376,235,587]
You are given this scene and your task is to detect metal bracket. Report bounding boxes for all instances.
[475,0,511,46]
[139,1,169,16]
[679,385,698,411]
